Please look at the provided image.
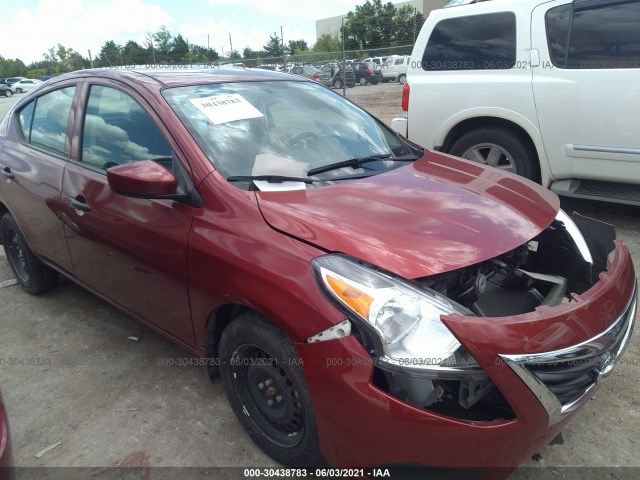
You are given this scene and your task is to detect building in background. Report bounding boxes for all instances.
[316,0,447,39]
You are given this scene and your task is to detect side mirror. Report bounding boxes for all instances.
[107,160,178,198]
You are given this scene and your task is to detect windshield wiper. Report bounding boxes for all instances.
[306,154,418,176]
[227,175,316,184]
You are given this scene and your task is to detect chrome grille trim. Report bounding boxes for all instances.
[499,281,637,425]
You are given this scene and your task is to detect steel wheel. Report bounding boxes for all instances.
[0,213,58,294]
[219,312,325,467]
[6,229,29,284]
[231,343,306,447]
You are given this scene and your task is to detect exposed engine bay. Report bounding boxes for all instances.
[376,211,617,420]
[419,211,615,317]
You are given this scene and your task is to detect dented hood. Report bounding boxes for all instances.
[256,152,560,279]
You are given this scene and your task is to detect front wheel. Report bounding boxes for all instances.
[0,214,58,294]
[448,127,539,181]
[333,78,343,89]
[219,312,325,467]
[15,88,22,93]
[3,90,12,97]
[398,74,406,84]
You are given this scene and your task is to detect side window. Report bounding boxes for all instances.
[29,86,76,155]
[18,101,35,140]
[394,58,403,66]
[546,2,640,69]
[422,12,516,71]
[81,85,173,170]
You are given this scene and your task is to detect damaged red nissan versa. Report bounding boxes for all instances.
[0,69,636,477]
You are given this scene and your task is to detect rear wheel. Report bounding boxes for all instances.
[15,88,22,93]
[333,78,343,89]
[448,127,538,181]
[359,76,368,86]
[3,90,12,97]
[0,214,58,294]
[219,312,325,467]
[398,74,406,84]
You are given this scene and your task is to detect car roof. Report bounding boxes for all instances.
[46,67,304,89]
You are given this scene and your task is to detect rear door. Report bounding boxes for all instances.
[60,80,196,346]
[0,84,78,272]
[531,0,640,182]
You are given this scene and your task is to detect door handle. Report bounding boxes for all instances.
[0,167,14,180]
[68,197,91,213]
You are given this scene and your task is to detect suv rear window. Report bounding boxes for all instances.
[422,12,516,71]
[546,2,640,69]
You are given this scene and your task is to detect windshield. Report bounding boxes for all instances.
[163,80,418,190]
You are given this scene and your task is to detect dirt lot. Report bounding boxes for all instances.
[0,85,639,478]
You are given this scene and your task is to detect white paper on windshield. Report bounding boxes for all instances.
[189,94,263,125]
[253,180,307,192]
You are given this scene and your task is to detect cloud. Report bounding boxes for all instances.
[207,0,359,21]
[0,0,172,64]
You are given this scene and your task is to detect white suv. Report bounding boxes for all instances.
[392,0,640,205]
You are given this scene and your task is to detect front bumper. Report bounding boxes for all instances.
[296,240,636,470]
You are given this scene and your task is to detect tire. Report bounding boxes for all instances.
[15,88,22,93]
[398,74,406,84]
[333,78,343,89]
[3,90,11,97]
[219,312,325,467]
[448,127,538,181]
[358,76,368,86]
[0,213,58,294]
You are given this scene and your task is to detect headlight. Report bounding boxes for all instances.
[312,254,479,372]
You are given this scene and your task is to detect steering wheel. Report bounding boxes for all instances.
[287,132,320,148]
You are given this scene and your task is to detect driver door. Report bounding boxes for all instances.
[60,82,195,346]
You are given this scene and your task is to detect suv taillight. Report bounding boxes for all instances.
[366,68,372,75]
[313,72,319,79]
[401,82,410,112]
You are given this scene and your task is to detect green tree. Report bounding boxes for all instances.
[96,40,121,67]
[122,40,147,65]
[342,0,397,50]
[392,5,425,45]
[287,39,308,56]
[190,44,219,63]
[170,34,189,63]
[0,56,28,77]
[263,33,285,59]
[313,34,340,53]
[152,25,173,63]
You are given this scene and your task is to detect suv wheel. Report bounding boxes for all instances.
[3,90,12,97]
[449,128,538,181]
[219,312,325,467]
[359,77,368,86]
[333,78,343,89]
[398,74,406,84]
[15,88,22,93]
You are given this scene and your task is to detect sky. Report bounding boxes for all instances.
[0,0,365,64]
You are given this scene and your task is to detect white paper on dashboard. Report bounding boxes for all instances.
[253,181,308,191]
[189,94,263,124]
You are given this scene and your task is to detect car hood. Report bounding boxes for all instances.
[256,152,560,279]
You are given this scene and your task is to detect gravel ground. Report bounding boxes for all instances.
[0,84,638,478]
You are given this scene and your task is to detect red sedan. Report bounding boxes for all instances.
[0,68,635,477]
[0,388,13,479]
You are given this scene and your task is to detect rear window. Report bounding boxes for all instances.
[422,12,516,71]
[546,1,640,69]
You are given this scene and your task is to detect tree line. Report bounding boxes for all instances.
[0,0,424,78]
